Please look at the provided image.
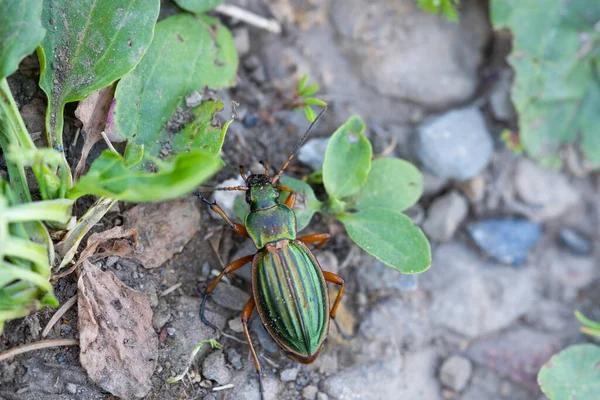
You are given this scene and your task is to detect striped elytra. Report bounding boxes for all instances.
[252,239,329,359]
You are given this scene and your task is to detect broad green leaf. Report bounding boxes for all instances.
[68,149,222,202]
[0,0,45,79]
[174,0,223,13]
[280,176,322,232]
[114,13,238,166]
[538,344,600,399]
[351,157,423,213]
[339,208,431,274]
[38,0,159,149]
[323,115,372,200]
[491,1,600,166]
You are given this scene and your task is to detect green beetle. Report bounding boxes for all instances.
[197,109,345,399]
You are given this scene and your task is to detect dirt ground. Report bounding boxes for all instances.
[1,1,599,399]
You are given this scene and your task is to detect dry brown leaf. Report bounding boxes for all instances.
[123,199,201,269]
[78,260,157,399]
[73,83,124,180]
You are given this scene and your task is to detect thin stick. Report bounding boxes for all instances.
[100,131,119,155]
[160,282,182,297]
[213,384,234,392]
[0,339,79,362]
[215,4,281,34]
[42,294,77,338]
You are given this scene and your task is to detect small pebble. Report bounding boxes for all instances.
[243,114,259,128]
[317,393,329,400]
[302,385,319,400]
[559,228,593,256]
[185,91,203,108]
[65,383,77,394]
[166,327,176,336]
[226,348,243,370]
[57,355,66,364]
[105,256,119,267]
[280,366,300,382]
[439,355,473,392]
[228,318,244,333]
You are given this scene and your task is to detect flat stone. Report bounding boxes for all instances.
[298,138,330,171]
[151,297,171,331]
[423,191,469,242]
[202,351,232,385]
[514,159,580,222]
[460,366,537,400]
[280,366,300,382]
[225,360,282,400]
[211,283,249,311]
[226,348,243,370]
[466,327,562,388]
[302,385,319,400]
[439,355,472,392]
[422,243,536,338]
[467,219,541,265]
[320,349,440,400]
[356,254,423,293]
[415,107,493,180]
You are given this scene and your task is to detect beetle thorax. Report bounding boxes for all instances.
[246,174,279,211]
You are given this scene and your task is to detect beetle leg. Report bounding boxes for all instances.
[323,271,354,340]
[278,185,296,209]
[241,297,265,400]
[298,232,331,249]
[195,192,248,237]
[200,254,254,331]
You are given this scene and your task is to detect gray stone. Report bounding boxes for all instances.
[185,91,203,108]
[330,0,489,108]
[228,317,244,333]
[422,243,536,338]
[460,366,537,400]
[457,174,485,203]
[466,327,562,388]
[317,393,329,400]
[422,172,449,196]
[440,355,472,392]
[202,351,232,385]
[234,27,250,56]
[415,107,493,180]
[316,251,339,274]
[105,256,119,267]
[66,383,78,394]
[251,316,279,353]
[423,191,469,241]
[211,282,249,311]
[514,159,580,222]
[225,361,282,400]
[303,385,319,400]
[298,138,330,171]
[559,228,593,255]
[320,349,440,400]
[357,256,425,293]
[544,248,596,301]
[226,348,243,370]
[280,366,300,382]
[152,297,171,331]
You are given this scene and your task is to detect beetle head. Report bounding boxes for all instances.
[246,174,279,210]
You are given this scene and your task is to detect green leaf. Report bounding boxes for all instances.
[490,0,600,166]
[417,0,460,21]
[114,13,238,166]
[304,97,328,107]
[38,0,159,149]
[68,149,222,202]
[351,158,423,213]
[538,344,600,399]
[304,105,316,122]
[174,0,224,13]
[323,115,372,200]
[297,75,309,93]
[339,208,431,274]
[280,176,322,232]
[299,83,319,97]
[0,0,45,79]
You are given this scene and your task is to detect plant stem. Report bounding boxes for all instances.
[0,339,79,362]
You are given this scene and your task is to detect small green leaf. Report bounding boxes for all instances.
[38,0,160,149]
[323,115,372,200]
[304,97,328,107]
[352,158,423,213]
[0,0,45,80]
[114,13,238,166]
[300,83,319,97]
[297,75,309,93]
[538,344,600,399]
[304,105,316,122]
[174,0,224,13]
[68,149,222,202]
[339,208,431,274]
[279,176,322,232]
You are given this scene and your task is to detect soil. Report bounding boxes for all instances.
[1,1,599,400]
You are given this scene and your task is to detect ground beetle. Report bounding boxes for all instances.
[196,109,345,399]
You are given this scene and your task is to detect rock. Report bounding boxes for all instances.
[202,351,232,385]
[422,243,536,338]
[422,191,469,242]
[330,0,490,108]
[105,256,119,267]
[514,159,580,222]
[280,366,300,382]
[228,318,244,333]
[466,327,562,388]
[316,251,339,274]
[457,174,485,203]
[211,283,249,311]
[298,138,329,171]
[317,393,329,400]
[415,107,493,180]
[467,219,542,265]
[211,176,246,220]
[185,91,203,108]
[488,69,516,121]
[405,204,426,226]
[320,349,440,400]
[358,298,432,359]
[226,348,243,370]
[302,385,319,400]
[422,172,449,196]
[66,383,78,394]
[251,317,280,353]
[357,256,425,293]
[152,297,171,331]
[225,361,282,400]
[559,228,593,255]
[234,27,250,56]
[461,366,537,400]
[439,355,472,392]
[544,248,596,301]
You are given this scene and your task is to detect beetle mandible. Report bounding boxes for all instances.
[196,108,345,399]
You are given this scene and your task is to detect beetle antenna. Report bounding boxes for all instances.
[259,160,269,177]
[239,165,249,182]
[195,186,248,193]
[271,106,327,185]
